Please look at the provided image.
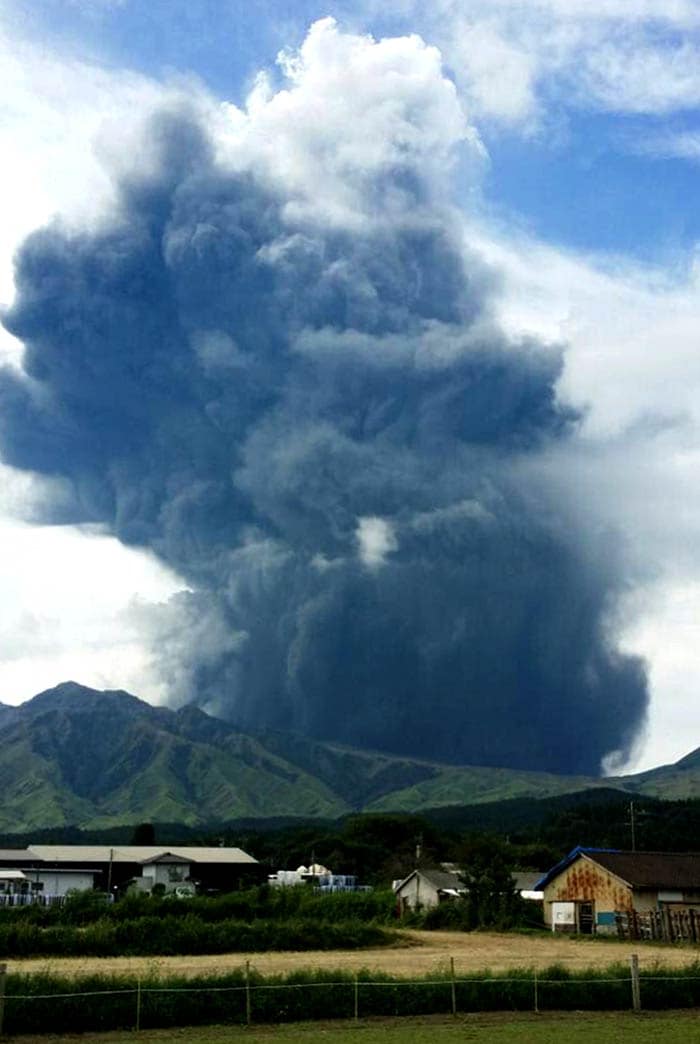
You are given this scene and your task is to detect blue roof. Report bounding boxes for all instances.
[534,846,621,891]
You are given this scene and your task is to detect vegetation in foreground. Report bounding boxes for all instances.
[4,961,700,1036]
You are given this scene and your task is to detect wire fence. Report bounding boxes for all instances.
[3,955,700,1036]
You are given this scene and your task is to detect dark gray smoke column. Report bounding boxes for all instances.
[0,89,647,772]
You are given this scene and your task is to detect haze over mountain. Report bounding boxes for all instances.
[0,683,696,833]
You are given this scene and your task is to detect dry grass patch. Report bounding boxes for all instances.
[7,930,700,981]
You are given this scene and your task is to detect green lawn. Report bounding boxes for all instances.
[11,1012,700,1044]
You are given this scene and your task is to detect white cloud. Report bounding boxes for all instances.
[633,129,700,162]
[356,516,399,569]
[216,17,482,227]
[447,20,538,125]
[0,514,184,705]
[577,35,700,114]
[618,580,700,771]
[368,1,700,126]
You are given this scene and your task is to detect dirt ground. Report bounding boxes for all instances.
[7,930,700,980]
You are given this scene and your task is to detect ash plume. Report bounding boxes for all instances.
[0,24,648,773]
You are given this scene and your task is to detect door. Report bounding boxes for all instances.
[578,902,594,934]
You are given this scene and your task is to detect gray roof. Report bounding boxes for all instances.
[28,845,257,865]
[139,852,192,865]
[590,851,700,890]
[0,849,35,862]
[537,847,700,892]
[513,872,543,892]
[395,869,463,893]
[419,869,463,891]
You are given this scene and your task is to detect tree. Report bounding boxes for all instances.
[457,836,523,930]
[130,822,156,845]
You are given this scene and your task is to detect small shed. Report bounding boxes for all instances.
[393,869,464,912]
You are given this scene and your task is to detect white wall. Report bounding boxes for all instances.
[395,874,440,910]
[34,871,96,896]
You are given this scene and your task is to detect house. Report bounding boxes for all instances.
[393,869,464,911]
[131,853,196,895]
[536,847,700,935]
[0,844,261,900]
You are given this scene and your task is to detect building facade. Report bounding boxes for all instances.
[0,844,261,900]
[537,848,700,934]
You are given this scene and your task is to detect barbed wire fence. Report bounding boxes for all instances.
[1,953,696,1036]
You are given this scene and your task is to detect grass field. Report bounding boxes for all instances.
[7,929,700,980]
[11,1012,700,1044]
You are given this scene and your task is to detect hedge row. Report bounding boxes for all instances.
[0,887,398,927]
[5,962,700,1035]
[0,916,394,957]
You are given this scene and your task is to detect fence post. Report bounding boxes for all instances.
[354,973,359,1022]
[450,956,457,1016]
[245,960,252,1026]
[629,953,641,1013]
[135,977,141,1033]
[533,968,539,1014]
[0,962,6,1037]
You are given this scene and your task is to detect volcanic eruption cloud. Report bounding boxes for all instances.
[0,21,648,774]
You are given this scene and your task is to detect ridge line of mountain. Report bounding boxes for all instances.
[0,681,696,832]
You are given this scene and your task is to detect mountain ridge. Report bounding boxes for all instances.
[0,682,697,832]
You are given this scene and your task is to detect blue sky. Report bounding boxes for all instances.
[2,0,700,773]
[9,0,700,262]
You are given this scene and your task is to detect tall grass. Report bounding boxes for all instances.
[5,962,700,1036]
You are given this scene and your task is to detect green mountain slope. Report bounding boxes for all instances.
[365,763,616,811]
[617,747,700,800]
[0,683,350,830]
[0,681,698,832]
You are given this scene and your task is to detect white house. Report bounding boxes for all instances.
[393,869,464,911]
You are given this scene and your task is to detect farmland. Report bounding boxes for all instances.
[7,929,700,979]
[5,932,700,1036]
